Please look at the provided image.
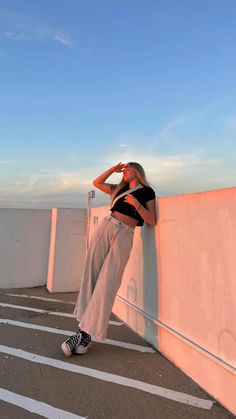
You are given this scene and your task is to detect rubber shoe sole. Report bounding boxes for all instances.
[74,341,92,355]
[61,342,73,357]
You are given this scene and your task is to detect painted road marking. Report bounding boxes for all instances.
[0,319,155,353]
[0,387,87,418]
[0,345,215,410]
[4,293,75,305]
[0,303,123,326]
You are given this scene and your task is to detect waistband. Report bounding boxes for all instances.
[104,214,135,232]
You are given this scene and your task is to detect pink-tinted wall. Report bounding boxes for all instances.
[90,186,236,415]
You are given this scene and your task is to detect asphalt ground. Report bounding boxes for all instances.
[0,286,234,419]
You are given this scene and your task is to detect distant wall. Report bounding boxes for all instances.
[0,209,51,289]
[46,208,87,293]
[90,187,236,416]
[0,207,87,293]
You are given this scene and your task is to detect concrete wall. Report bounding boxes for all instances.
[0,207,87,293]
[46,208,87,293]
[90,186,236,416]
[0,208,51,289]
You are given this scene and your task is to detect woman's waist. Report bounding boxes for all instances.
[110,210,138,228]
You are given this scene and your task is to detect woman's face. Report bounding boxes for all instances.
[123,165,137,181]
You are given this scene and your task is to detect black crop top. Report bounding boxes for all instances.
[110,184,156,227]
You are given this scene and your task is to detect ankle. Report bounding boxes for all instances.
[81,329,91,337]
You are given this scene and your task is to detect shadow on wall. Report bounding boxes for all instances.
[140,199,159,348]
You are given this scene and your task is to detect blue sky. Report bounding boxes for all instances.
[0,0,236,208]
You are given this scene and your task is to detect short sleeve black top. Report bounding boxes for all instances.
[110,184,156,226]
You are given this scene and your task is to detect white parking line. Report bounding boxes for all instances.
[0,345,215,410]
[0,387,87,418]
[0,319,155,353]
[4,293,75,305]
[0,303,123,326]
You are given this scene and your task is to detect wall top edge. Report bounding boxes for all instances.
[160,185,236,199]
[0,207,87,211]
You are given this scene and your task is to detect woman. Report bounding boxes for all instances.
[61,161,156,357]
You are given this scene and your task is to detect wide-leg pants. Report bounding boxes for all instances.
[73,213,135,340]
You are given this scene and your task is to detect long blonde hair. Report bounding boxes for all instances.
[110,161,154,205]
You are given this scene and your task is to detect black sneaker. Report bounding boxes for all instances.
[61,329,82,357]
[74,330,92,355]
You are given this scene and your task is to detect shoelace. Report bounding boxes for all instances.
[65,330,82,351]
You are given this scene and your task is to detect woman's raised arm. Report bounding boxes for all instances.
[92,162,126,195]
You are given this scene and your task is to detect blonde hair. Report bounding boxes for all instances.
[110,161,154,205]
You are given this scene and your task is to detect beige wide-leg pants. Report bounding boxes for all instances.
[73,213,134,340]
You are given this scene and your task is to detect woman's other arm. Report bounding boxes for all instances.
[124,194,157,226]
[136,199,157,226]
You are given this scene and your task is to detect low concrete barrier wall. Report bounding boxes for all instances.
[90,187,236,415]
[0,208,51,289]
[46,208,87,292]
[1,186,235,414]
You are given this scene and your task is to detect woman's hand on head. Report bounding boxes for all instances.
[111,162,127,173]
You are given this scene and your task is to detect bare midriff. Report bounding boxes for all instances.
[111,210,139,228]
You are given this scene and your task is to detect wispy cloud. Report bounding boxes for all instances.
[100,112,235,195]
[16,168,91,192]
[146,116,187,150]
[0,166,93,209]
[53,33,73,48]
[0,145,231,209]
[106,147,221,178]
[0,110,235,208]
[0,7,73,48]
[5,31,28,41]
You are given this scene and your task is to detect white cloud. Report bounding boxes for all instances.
[17,168,91,192]
[105,147,221,180]
[53,33,73,48]
[0,109,235,208]
[0,166,93,209]
[0,146,230,209]
[0,7,73,48]
[5,31,28,41]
